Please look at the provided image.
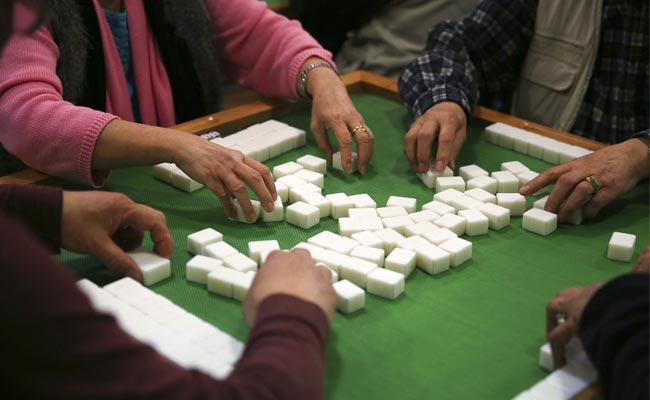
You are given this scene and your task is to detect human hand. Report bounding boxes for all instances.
[631,247,650,274]
[242,249,336,325]
[545,282,604,369]
[404,102,467,173]
[61,191,173,282]
[306,62,374,173]
[520,138,649,222]
[173,134,277,221]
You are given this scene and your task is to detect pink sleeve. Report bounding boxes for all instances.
[207,0,335,98]
[0,4,115,187]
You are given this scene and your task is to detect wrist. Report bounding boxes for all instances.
[297,58,338,100]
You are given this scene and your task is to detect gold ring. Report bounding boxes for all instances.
[583,176,601,193]
[351,125,372,136]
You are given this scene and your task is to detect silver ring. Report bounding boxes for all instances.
[555,312,566,325]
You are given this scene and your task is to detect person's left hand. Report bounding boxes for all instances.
[61,191,174,281]
[305,59,374,173]
[545,282,604,369]
[520,138,649,222]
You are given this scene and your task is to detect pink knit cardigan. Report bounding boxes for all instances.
[0,0,332,186]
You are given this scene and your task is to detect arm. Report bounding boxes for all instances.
[0,5,276,219]
[579,274,649,400]
[208,0,374,173]
[0,220,332,399]
[397,0,536,172]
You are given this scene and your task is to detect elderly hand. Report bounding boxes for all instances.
[304,59,374,173]
[404,102,467,173]
[520,138,649,222]
[632,247,650,274]
[545,282,604,369]
[243,249,336,325]
[173,133,277,222]
[61,191,173,282]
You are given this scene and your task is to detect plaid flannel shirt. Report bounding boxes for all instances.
[398,0,649,144]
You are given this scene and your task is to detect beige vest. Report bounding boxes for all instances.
[511,0,602,131]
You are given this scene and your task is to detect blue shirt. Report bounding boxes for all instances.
[102,8,141,122]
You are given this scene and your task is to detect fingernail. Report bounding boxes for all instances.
[266,201,275,210]
[418,162,426,172]
[435,161,444,171]
[248,212,257,222]
[520,185,529,193]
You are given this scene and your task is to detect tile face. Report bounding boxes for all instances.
[415,243,450,275]
[496,193,526,217]
[386,196,417,213]
[439,237,472,267]
[286,201,320,229]
[607,232,636,262]
[326,193,354,219]
[205,241,238,260]
[333,151,358,172]
[262,197,284,222]
[186,255,224,284]
[187,228,223,255]
[522,208,558,236]
[333,280,365,314]
[434,213,466,236]
[478,203,511,230]
[466,176,498,194]
[247,240,280,264]
[491,171,520,193]
[422,200,456,216]
[459,164,489,181]
[385,248,417,277]
[436,176,466,193]
[126,247,171,286]
[418,165,453,188]
[367,268,405,299]
[458,209,489,236]
[296,154,327,174]
[501,161,529,175]
[273,161,303,179]
[293,169,324,188]
[349,194,377,209]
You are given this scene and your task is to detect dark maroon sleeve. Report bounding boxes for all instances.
[0,212,329,400]
[0,184,62,251]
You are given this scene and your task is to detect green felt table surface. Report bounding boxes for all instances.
[58,93,649,400]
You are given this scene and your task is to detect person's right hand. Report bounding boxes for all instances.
[631,247,650,274]
[61,191,173,282]
[404,102,467,173]
[243,249,336,325]
[173,134,277,222]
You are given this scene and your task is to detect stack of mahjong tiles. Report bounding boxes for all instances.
[152,119,307,192]
[76,278,244,379]
[483,122,593,165]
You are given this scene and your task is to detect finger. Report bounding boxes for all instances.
[112,226,144,252]
[245,158,277,204]
[331,120,354,172]
[546,297,563,337]
[315,263,332,282]
[582,187,617,220]
[204,175,237,219]
[557,180,593,222]
[236,160,274,213]
[92,236,144,282]
[122,205,173,259]
[548,319,576,369]
[544,171,583,214]
[222,171,255,222]
[311,121,334,162]
[448,126,467,171]
[404,123,420,172]
[416,118,437,173]
[351,123,374,174]
[434,119,458,172]
[520,164,571,196]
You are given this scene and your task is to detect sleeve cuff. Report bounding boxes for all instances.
[77,113,119,188]
[412,84,472,122]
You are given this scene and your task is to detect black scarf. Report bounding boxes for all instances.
[46,0,223,123]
